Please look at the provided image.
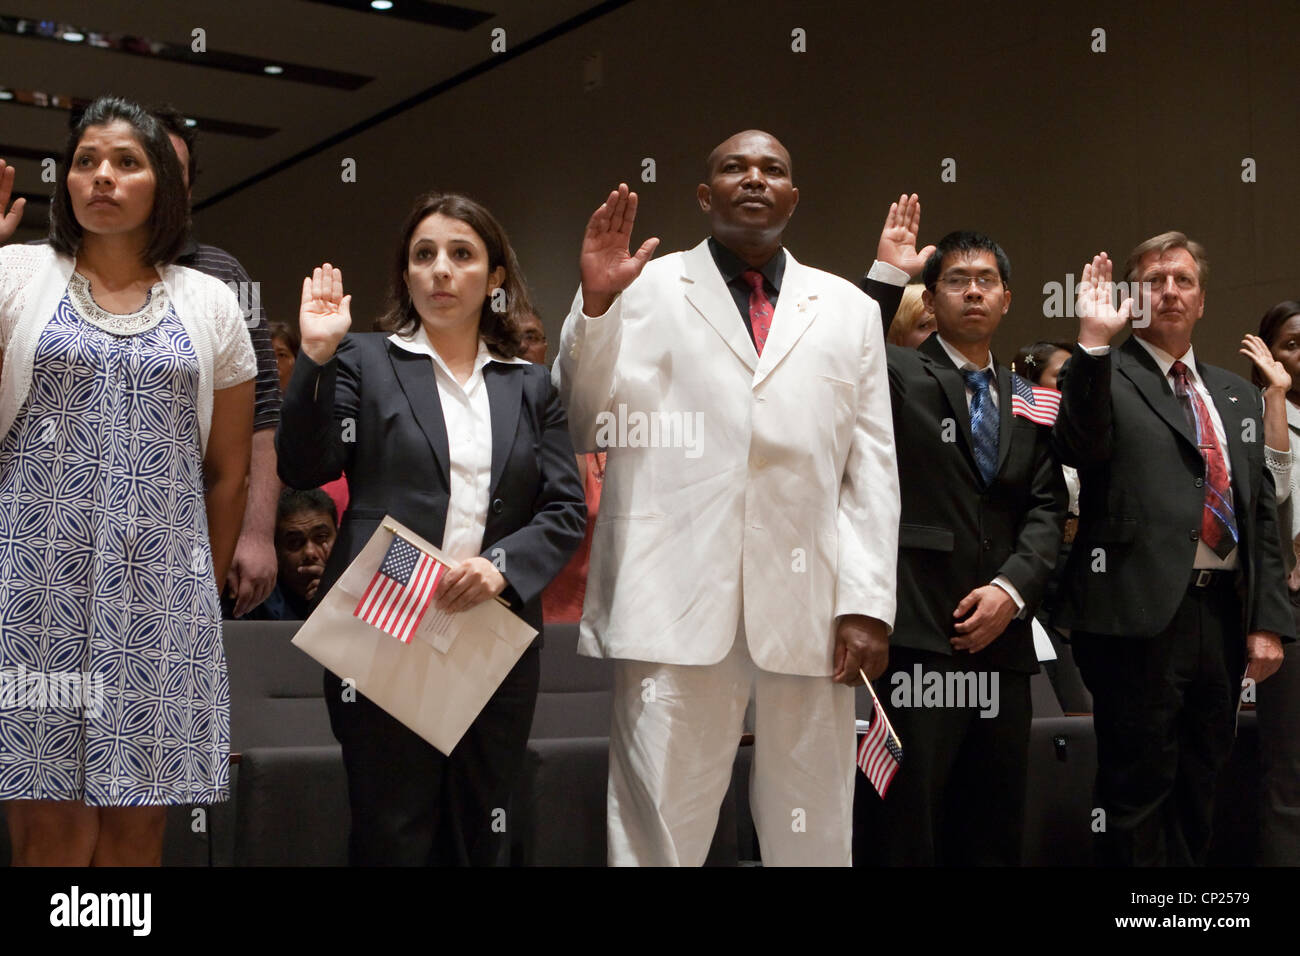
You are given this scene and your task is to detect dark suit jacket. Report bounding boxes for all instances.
[861,276,905,333]
[275,333,586,636]
[1051,337,1293,640]
[888,334,1068,673]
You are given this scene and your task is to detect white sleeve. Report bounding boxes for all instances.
[834,294,900,630]
[211,283,257,389]
[552,286,625,453]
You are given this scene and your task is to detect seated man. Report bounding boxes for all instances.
[236,489,338,621]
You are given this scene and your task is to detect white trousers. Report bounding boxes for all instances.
[607,624,856,866]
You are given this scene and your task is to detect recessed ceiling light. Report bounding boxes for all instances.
[184,118,198,127]
[0,90,12,100]
[371,0,394,9]
[263,64,283,75]
[61,31,85,42]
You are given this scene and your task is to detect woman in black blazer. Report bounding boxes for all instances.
[276,192,585,865]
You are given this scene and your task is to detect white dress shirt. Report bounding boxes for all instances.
[387,326,526,562]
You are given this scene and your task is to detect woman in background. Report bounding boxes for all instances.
[277,191,584,865]
[1248,302,1300,865]
[884,284,935,348]
[0,97,254,865]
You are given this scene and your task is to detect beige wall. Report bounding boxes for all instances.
[192,0,1300,370]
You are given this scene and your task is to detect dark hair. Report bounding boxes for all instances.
[1254,300,1300,388]
[921,230,1012,293]
[49,96,190,264]
[375,191,532,358]
[1012,340,1072,384]
[277,488,337,527]
[269,319,300,354]
[150,104,198,189]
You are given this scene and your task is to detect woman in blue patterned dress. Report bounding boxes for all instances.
[0,97,255,865]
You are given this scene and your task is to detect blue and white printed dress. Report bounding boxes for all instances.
[0,272,239,805]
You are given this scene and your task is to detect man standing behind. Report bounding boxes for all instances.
[856,231,1068,865]
[1054,237,1291,865]
[554,130,899,866]
[153,107,283,618]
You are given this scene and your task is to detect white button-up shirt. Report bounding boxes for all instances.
[387,326,527,562]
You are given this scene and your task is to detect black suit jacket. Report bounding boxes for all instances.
[275,333,586,636]
[1051,337,1293,640]
[861,276,905,333]
[888,334,1068,673]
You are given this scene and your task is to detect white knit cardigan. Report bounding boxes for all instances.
[0,243,256,455]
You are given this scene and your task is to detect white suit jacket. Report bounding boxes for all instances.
[553,239,899,676]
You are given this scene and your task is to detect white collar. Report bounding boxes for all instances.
[387,325,526,382]
[936,333,994,374]
[1134,336,1198,382]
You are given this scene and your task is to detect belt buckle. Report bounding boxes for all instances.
[1195,569,1214,588]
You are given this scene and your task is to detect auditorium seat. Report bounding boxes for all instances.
[217,619,345,866]
[224,619,337,751]
[1021,715,1097,865]
[232,746,350,866]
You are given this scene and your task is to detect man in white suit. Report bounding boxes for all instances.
[553,130,900,866]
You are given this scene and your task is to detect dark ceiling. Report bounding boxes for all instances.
[1,0,622,236]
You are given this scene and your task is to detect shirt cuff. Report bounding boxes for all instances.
[866,260,910,286]
[1080,344,1110,356]
[992,575,1026,615]
[1265,444,1292,472]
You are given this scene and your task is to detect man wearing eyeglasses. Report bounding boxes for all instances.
[518,311,548,365]
[855,230,1068,865]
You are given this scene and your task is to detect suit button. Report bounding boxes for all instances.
[983,538,992,551]
[1189,530,1199,541]
[1194,478,1204,488]
[492,498,504,514]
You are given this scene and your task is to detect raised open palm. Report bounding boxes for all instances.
[579,183,659,313]
[876,193,935,278]
[0,160,27,244]
[1076,252,1132,347]
[298,263,352,362]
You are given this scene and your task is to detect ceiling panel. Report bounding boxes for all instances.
[0,0,622,219]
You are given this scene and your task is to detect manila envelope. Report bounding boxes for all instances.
[292,516,537,755]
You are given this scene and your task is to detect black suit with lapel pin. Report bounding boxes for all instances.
[1053,335,1293,865]
[277,332,586,865]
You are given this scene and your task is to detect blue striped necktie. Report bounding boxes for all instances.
[962,368,999,486]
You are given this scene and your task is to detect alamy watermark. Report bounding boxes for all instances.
[594,404,704,459]
[890,664,1000,718]
[0,664,105,719]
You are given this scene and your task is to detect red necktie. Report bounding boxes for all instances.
[1170,360,1238,559]
[742,269,773,356]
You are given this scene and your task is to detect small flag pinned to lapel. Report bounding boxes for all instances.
[1010,373,1061,426]
[1228,395,1239,404]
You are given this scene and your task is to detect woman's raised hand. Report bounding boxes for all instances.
[0,160,27,244]
[299,263,352,364]
[1240,333,1291,393]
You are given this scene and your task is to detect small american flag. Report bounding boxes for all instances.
[354,534,445,644]
[857,696,904,798]
[1010,373,1061,426]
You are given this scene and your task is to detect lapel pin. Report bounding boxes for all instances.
[1228,395,1239,403]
